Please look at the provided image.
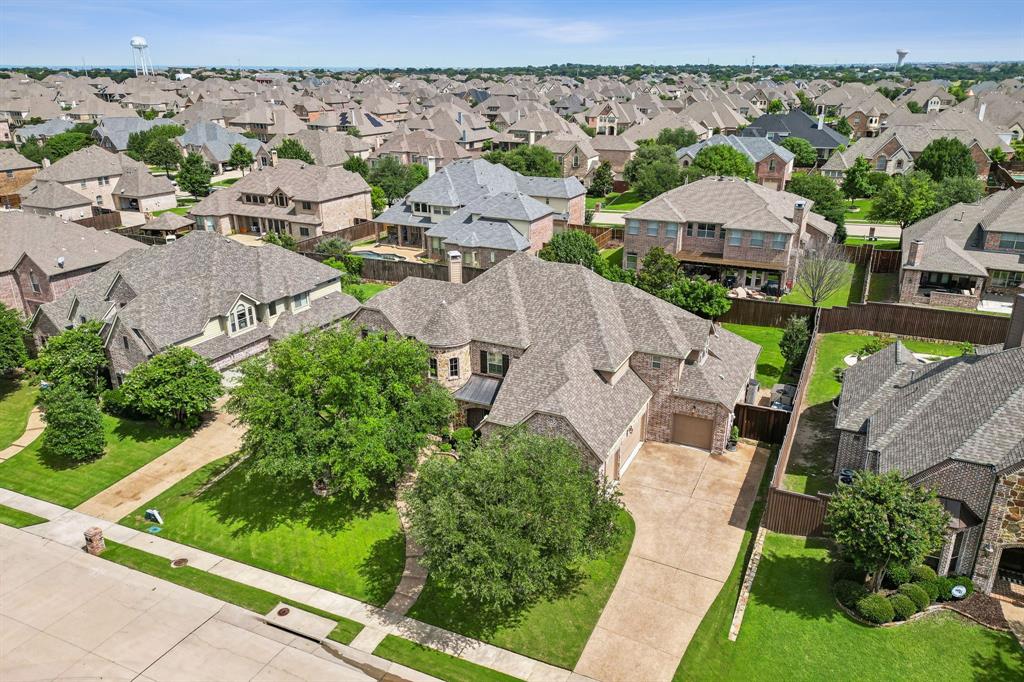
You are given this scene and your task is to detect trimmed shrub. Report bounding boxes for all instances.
[889,593,917,621]
[909,564,937,583]
[833,561,868,584]
[899,582,930,611]
[917,578,941,602]
[856,593,894,624]
[834,579,869,609]
[101,387,138,418]
[886,565,912,587]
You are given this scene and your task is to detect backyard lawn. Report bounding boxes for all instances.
[344,282,391,302]
[0,415,187,508]
[0,379,38,451]
[121,456,406,607]
[867,272,898,302]
[587,191,645,212]
[153,198,196,217]
[782,262,863,308]
[722,323,795,388]
[600,246,623,269]
[676,533,1023,681]
[844,198,897,224]
[406,510,635,669]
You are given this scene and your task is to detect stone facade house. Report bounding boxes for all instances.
[675,134,794,190]
[0,212,138,315]
[897,189,1024,310]
[534,134,600,184]
[832,308,1024,593]
[0,148,40,209]
[622,176,836,292]
[352,253,760,475]
[189,158,372,240]
[32,231,359,380]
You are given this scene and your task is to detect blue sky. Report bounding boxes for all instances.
[2,0,1021,68]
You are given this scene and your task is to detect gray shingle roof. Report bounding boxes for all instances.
[19,179,92,210]
[0,148,40,172]
[675,134,795,164]
[0,212,140,275]
[177,122,264,163]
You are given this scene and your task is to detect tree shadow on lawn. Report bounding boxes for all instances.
[111,417,189,444]
[749,537,840,622]
[357,530,407,607]
[969,629,1024,681]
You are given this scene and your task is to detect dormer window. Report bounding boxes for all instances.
[292,292,310,310]
[230,302,255,333]
[275,193,288,207]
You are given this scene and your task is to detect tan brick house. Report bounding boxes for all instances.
[675,135,794,190]
[352,253,760,475]
[0,148,40,209]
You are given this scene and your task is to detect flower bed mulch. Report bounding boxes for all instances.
[944,593,1011,631]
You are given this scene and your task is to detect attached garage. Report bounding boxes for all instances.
[671,413,714,450]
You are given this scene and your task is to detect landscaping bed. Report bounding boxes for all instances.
[120,456,406,607]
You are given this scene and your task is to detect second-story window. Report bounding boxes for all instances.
[230,302,255,333]
[651,355,662,369]
[302,201,311,210]
[483,351,508,376]
[647,221,659,237]
[749,232,765,248]
[768,159,776,172]
[728,230,743,247]
[999,233,1024,251]
[275,194,287,207]
[429,358,438,378]
[448,357,460,378]
[29,270,40,293]
[697,224,716,239]
[666,222,678,238]
[627,220,640,235]
[292,292,310,310]
[772,233,787,250]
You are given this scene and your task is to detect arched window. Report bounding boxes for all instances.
[229,302,255,333]
[875,155,887,171]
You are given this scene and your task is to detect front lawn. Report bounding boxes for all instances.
[676,534,1024,681]
[782,262,863,308]
[212,177,239,187]
[603,190,644,211]
[406,510,634,669]
[344,282,391,302]
[121,456,405,607]
[0,379,38,451]
[844,198,897,224]
[0,415,187,507]
[0,503,47,528]
[722,323,795,388]
[373,636,523,682]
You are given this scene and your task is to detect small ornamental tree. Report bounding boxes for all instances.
[144,137,183,176]
[120,347,222,428]
[229,143,254,174]
[767,98,784,114]
[780,137,817,167]
[30,321,107,395]
[370,185,387,215]
[692,144,755,180]
[779,315,811,370]
[936,175,984,209]
[0,303,28,374]
[794,242,852,307]
[588,161,614,198]
[841,156,872,204]
[177,151,213,197]
[343,155,370,178]
[39,383,105,461]
[796,90,816,115]
[915,137,977,182]
[659,276,732,319]
[833,117,853,137]
[538,230,601,269]
[787,172,847,242]
[827,471,949,591]
[276,138,315,164]
[906,101,923,114]
[406,428,622,614]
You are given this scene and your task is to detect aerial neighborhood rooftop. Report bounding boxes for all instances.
[1,7,1023,682]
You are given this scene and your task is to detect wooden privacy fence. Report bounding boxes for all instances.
[720,298,815,328]
[297,221,383,251]
[357,258,487,284]
[568,224,613,248]
[761,487,829,536]
[769,310,821,489]
[75,211,122,230]
[733,404,790,444]
[840,244,901,273]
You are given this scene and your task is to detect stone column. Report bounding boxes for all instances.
[84,526,105,556]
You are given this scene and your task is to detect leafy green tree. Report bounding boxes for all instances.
[588,161,614,198]
[632,159,682,200]
[120,347,222,428]
[276,138,315,164]
[623,144,676,184]
[780,137,817,167]
[39,383,105,461]
[406,428,621,614]
[915,137,977,182]
[865,171,890,197]
[263,231,298,250]
[406,162,429,189]
[343,155,370,178]
[779,315,811,370]
[869,172,939,228]
[827,471,949,591]
[126,124,184,160]
[227,325,455,499]
[936,175,984,209]
[833,117,853,137]
[0,303,28,374]
[787,172,847,242]
[483,144,561,178]
[655,127,698,149]
[658,275,732,318]
[29,321,107,395]
[142,109,158,120]
[796,90,816,115]
[987,146,1008,164]
[580,124,596,137]
[906,101,923,114]
[767,98,784,114]
[176,151,213,197]
[370,185,387,215]
[144,137,183,176]
[18,138,44,164]
[315,237,353,258]
[538,230,601,268]
[692,144,755,180]
[636,247,680,293]
[229,143,254,174]
[841,156,872,204]
[38,132,93,161]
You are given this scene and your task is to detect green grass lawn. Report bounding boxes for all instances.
[0,503,47,528]
[121,456,405,607]
[102,541,363,644]
[344,282,391,302]
[867,272,898,302]
[676,534,1024,681]
[153,198,197,217]
[782,262,863,308]
[600,246,623,269]
[373,636,523,682]
[722,324,795,388]
[844,237,901,249]
[0,415,187,508]
[0,379,38,451]
[603,190,644,211]
[844,198,897,224]
[212,177,240,187]
[406,510,635,669]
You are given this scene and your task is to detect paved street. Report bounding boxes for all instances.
[574,442,768,682]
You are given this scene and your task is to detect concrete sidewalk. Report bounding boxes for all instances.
[75,409,244,521]
[1,487,591,682]
[0,407,44,462]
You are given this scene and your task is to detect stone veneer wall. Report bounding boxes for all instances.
[973,469,1024,593]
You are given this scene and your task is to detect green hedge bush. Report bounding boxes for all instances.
[917,578,941,602]
[899,582,930,611]
[856,593,894,624]
[909,564,937,583]
[889,593,917,621]
[834,579,869,609]
[936,575,974,601]
[886,565,911,587]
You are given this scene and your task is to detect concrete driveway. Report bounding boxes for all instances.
[574,441,768,682]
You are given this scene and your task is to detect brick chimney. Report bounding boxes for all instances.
[426,156,437,177]
[270,149,278,167]
[1006,293,1024,350]
[448,251,463,284]
[816,113,825,130]
[907,239,924,267]
[978,102,987,122]
[793,200,808,231]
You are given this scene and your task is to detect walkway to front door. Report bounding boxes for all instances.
[574,441,768,682]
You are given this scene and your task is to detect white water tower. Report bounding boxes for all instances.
[130,36,153,76]
[896,49,909,69]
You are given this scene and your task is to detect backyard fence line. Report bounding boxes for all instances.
[733,404,790,444]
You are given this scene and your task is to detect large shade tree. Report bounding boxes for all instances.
[538,230,602,269]
[692,144,755,180]
[869,171,939,228]
[780,137,817,167]
[39,382,105,462]
[483,144,561,178]
[227,325,455,500]
[120,347,222,428]
[787,172,847,242]
[915,137,977,182]
[29,321,107,395]
[0,303,28,374]
[177,151,213,197]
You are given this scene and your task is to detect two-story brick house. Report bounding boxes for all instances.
[0,148,40,209]
[32,231,359,380]
[188,158,372,240]
[352,253,760,473]
[897,188,1024,310]
[622,176,836,292]
[832,306,1024,594]
[675,135,794,190]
